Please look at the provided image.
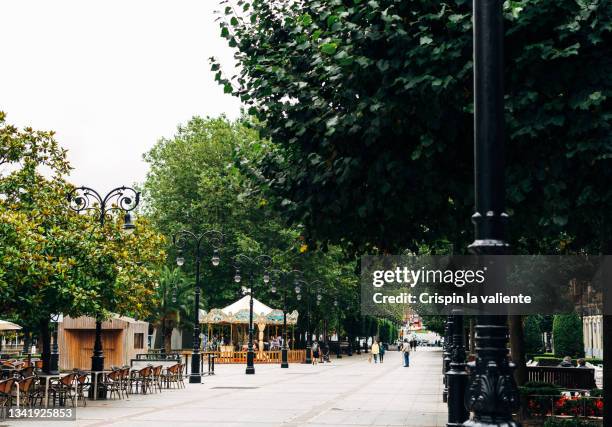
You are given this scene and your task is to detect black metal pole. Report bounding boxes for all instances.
[281,288,289,368]
[190,258,202,383]
[49,320,59,375]
[336,309,342,359]
[464,1,520,426]
[246,289,255,374]
[305,292,312,364]
[91,209,106,374]
[91,319,104,371]
[442,315,453,403]
[446,312,468,427]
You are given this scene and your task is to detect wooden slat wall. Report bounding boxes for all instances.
[58,316,149,371]
[59,329,122,370]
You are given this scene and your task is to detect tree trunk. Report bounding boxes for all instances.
[509,315,527,386]
[39,319,51,374]
[164,327,172,353]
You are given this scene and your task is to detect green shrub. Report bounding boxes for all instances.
[543,418,600,427]
[553,313,584,358]
[525,315,544,354]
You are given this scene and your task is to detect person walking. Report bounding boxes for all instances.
[401,339,410,367]
[312,341,320,365]
[371,340,380,363]
[379,341,385,363]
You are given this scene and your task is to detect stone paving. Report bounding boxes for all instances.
[4,347,447,427]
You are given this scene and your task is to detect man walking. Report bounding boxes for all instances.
[401,339,410,367]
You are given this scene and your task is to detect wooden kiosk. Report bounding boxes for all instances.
[58,314,149,370]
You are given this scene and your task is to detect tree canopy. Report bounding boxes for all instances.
[141,116,360,324]
[0,112,165,329]
[213,0,612,254]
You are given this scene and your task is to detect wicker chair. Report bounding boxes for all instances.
[74,371,89,407]
[151,365,163,393]
[101,370,122,400]
[118,367,131,398]
[130,366,153,395]
[48,373,78,407]
[0,378,15,411]
[161,364,178,389]
[18,366,35,379]
[15,376,36,407]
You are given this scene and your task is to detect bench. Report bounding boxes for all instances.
[526,366,596,390]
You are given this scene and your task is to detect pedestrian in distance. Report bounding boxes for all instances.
[401,339,410,367]
[312,341,320,365]
[379,341,385,363]
[371,340,380,363]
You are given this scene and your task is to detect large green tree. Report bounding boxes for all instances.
[141,116,360,334]
[213,0,612,255]
[0,112,165,331]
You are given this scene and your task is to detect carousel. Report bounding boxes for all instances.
[200,296,303,363]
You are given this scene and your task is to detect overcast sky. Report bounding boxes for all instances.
[0,0,241,193]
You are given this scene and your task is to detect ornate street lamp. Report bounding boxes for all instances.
[461,0,521,425]
[173,230,223,384]
[295,279,322,364]
[334,299,342,359]
[67,186,140,381]
[270,269,303,368]
[233,254,273,375]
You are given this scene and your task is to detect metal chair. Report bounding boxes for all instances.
[48,373,78,407]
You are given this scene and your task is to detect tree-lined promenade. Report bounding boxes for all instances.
[1,0,611,425]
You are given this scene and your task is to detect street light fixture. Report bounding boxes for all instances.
[173,229,223,384]
[67,185,140,388]
[295,279,323,364]
[233,254,273,375]
[270,269,303,368]
[334,299,342,359]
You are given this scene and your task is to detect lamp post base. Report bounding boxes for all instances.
[190,352,202,383]
[281,348,289,368]
[246,350,255,374]
[49,353,59,375]
[304,347,312,364]
[189,374,202,384]
[91,355,104,373]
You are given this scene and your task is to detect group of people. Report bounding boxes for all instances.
[370,340,386,363]
[559,356,589,368]
[310,340,331,364]
[368,339,412,367]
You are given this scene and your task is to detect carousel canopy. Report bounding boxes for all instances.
[201,295,299,326]
[0,320,22,331]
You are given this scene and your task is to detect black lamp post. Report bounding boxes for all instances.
[294,279,322,364]
[270,269,303,368]
[49,314,60,375]
[462,0,521,425]
[334,299,342,359]
[233,254,273,375]
[67,186,140,376]
[173,229,223,384]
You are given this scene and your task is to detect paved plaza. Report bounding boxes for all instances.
[4,348,447,427]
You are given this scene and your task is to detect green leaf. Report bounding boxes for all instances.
[320,42,338,55]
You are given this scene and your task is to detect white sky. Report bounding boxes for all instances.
[0,0,241,193]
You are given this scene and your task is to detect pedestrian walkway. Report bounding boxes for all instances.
[9,347,447,427]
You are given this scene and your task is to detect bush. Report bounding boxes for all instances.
[525,315,544,354]
[553,314,584,358]
[543,418,600,427]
